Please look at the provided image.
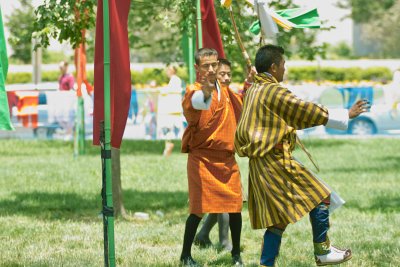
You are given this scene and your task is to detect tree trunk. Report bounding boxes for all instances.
[111,147,127,218]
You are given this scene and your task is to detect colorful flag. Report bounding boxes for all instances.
[93,0,131,149]
[201,0,225,58]
[250,1,321,41]
[0,7,14,131]
[273,8,321,29]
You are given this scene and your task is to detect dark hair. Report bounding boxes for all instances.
[218,58,231,68]
[195,48,218,64]
[255,45,284,73]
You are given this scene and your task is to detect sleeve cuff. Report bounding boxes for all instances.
[326,108,349,130]
[191,90,212,110]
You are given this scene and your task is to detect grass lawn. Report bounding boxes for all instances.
[0,138,399,267]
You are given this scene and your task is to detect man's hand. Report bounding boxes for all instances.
[349,99,370,119]
[199,75,215,101]
[245,66,257,84]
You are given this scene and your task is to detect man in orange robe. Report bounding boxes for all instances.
[180,48,244,267]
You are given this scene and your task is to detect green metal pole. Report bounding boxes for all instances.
[196,0,203,48]
[103,0,116,266]
[188,25,195,84]
[74,97,85,157]
[79,97,85,154]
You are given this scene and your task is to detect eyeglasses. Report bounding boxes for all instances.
[200,61,219,70]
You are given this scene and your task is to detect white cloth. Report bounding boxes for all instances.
[165,75,182,94]
[254,0,279,44]
[46,91,76,124]
[296,157,346,214]
[191,82,220,110]
[157,75,184,139]
[326,108,349,130]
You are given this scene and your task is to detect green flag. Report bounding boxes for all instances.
[275,7,321,29]
[249,6,321,37]
[0,7,13,131]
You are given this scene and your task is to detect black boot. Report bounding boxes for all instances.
[231,254,244,266]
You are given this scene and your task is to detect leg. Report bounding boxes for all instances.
[311,197,352,266]
[217,213,232,251]
[260,223,287,267]
[195,213,217,248]
[180,214,202,266]
[229,213,243,266]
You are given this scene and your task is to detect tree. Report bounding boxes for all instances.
[337,0,397,23]
[33,0,133,219]
[362,0,400,58]
[5,0,36,63]
[337,0,400,58]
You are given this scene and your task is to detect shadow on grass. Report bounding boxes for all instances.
[345,195,400,213]
[0,191,98,220]
[0,190,188,220]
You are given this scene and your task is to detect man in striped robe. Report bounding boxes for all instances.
[180,48,244,267]
[234,44,368,266]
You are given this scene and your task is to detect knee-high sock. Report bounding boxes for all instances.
[217,213,230,247]
[310,202,330,243]
[197,213,217,240]
[260,227,284,267]
[181,214,202,259]
[228,213,242,255]
[310,202,331,255]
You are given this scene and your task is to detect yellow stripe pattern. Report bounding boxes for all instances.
[235,73,331,229]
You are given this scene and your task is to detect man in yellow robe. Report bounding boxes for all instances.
[235,45,368,266]
[180,48,244,266]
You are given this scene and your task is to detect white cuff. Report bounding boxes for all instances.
[326,108,349,130]
[191,90,212,110]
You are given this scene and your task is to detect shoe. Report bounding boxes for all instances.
[232,254,244,266]
[315,245,352,266]
[180,255,201,266]
[194,235,212,248]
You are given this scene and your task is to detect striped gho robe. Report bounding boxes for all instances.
[181,82,243,214]
[234,73,331,229]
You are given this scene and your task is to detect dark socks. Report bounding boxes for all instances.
[181,214,202,259]
[260,227,284,266]
[228,212,242,256]
[310,202,330,243]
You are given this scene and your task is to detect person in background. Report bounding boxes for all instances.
[58,61,75,91]
[57,61,75,140]
[128,86,139,124]
[161,65,184,156]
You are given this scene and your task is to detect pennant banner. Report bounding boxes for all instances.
[201,0,225,58]
[0,7,14,131]
[93,0,131,148]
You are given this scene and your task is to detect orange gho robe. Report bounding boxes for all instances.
[181,81,243,214]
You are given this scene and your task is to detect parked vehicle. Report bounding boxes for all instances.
[320,86,400,135]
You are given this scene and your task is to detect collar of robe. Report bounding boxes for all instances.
[254,72,278,84]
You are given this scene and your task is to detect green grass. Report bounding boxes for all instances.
[0,139,399,266]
